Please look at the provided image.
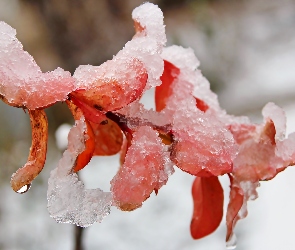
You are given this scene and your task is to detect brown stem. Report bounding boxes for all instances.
[74,226,84,250]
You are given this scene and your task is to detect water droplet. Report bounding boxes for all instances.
[226,233,237,249]
[16,184,31,194]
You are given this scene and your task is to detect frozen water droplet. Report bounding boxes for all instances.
[226,233,237,249]
[16,184,31,194]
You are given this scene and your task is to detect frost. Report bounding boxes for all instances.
[47,119,112,227]
[117,101,172,130]
[111,126,173,211]
[72,3,166,113]
[262,102,286,141]
[162,45,221,113]
[0,22,75,109]
[118,2,166,89]
[160,46,238,177]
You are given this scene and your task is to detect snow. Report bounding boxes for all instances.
[0,22,75,109]
[111,126,173,211]
[47,119,112,227]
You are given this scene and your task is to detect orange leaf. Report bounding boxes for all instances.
[191,176,224,239]
[73,120,95,172]
[11,109,48,193]
[69,94,107,124]
[90,119,123,156]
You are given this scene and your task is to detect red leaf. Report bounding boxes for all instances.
[195,97,209,112]
[69,94,107,124]
[225,175,244,241]
[71,58,148,112]
[190,176,224,239]
[155,60,180,111]
[155,60,211,113]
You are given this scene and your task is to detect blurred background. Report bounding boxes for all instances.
[1,0,295,249]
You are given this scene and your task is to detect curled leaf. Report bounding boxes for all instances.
[66,100,95,172]
[191,176,224,239]
[11,109,48,193]
[69,94,107,124]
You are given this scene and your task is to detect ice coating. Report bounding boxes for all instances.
[161,46,220,112]
[132,2,166,48]
[47,119,112,227]
[160,47,237,177]
[116,2,165,89]
[0,22,75,109]
[111,126,174,211]
[72,57,148,112]
[117,101,172,131]
[276,132,295,163]
[125,2,165,88]
[169,83,237,176]
[262,102,286,141]
[72,3,166,112]
[158,45,273,242]
[232,103,290,183]
[161,46,252,126]
[226,102,295,241]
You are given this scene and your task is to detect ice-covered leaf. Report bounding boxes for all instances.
[190,176,224,239]
[170,105,236,177]
[71,3,167,113]
[111,126,173,211]
[226,103,295,239]
[0,22,75,109]
[72,57,148,112]
[161,46,221,112]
